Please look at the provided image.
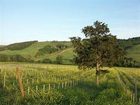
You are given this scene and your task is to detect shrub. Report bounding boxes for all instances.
[56,55,63,64]
[42,58,52,63]
[36,45,59,56]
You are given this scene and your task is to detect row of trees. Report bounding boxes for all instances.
[115,57,137,67]
[35,44,69,57]
[0,54,66,64]
[37,55,63,64]
[0,54,28,62]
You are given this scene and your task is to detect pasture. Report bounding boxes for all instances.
[0,62,140,105]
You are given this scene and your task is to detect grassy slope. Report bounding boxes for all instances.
[0,41,74,64]
[0,41,140,64]
[0,42,48,58]
[127,44,140,63]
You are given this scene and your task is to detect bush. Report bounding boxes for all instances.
[56,44,68,50]
[42,58,52,63]
[55,55,63,64]
[36,45,59,56]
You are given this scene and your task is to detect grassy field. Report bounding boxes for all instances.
[0,62,140,105]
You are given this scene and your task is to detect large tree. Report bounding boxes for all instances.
[71,21,124,74]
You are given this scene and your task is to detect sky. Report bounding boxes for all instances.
[0,0,140,45]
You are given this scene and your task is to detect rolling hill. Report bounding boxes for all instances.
[0,37,140,65]
[127,44,140,64]
[0,41,74,64]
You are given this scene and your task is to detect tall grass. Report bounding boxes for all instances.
[0,63,139,105]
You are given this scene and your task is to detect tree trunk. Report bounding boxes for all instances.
[96,62,100,86]
[96,74,99,86]
[96,62,100,74]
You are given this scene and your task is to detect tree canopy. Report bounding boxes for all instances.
[71,21,125,73]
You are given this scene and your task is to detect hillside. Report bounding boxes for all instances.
[127,44,140,64]
[0,41,74,64]
[0,37,140,65]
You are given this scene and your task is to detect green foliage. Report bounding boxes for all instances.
[36,44,69,57]
[56,55,63,64]
[0,54,28,62]
[71,21,124,70]
[56,44,68,50]
[39,45,59,55]
[41,58,52,63]
[115,57,138,67]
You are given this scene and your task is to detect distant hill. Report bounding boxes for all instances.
[0,37,140,65]
[118,37,140,50]
[127,44,140,65]
[118,37,140,65]
[0,41,38,51]
[0,41,73,64]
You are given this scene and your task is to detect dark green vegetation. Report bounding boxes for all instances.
[71,21,124,73]
[0,37,140,66]
[0,54,28,62]
[36,44,69,57]
[0,63,140,105]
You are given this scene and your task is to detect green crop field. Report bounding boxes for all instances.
[0,62,140,105]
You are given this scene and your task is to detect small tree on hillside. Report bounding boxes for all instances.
[56,55,63,64]
[70,21,124,84]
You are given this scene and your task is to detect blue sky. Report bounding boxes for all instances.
[0,0,140,45]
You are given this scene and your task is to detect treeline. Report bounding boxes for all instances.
[0,54,73,65]
[0,54,30,62]
[115,57,139,67]
[37,55,73,65]
[37,55,63,64]
[0,53,137,67]
[0,41,38,51]
[118,37,140,50]
[116,37,140,67]
[35,44,69,57]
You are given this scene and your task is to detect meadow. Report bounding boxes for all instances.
[0,62,140,105]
